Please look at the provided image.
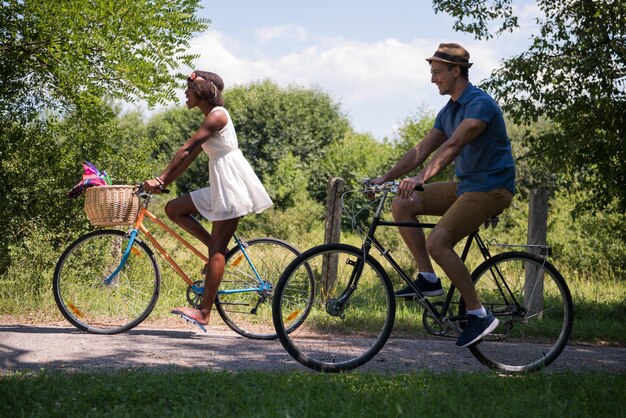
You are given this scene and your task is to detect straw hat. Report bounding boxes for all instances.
[426,43,473,68]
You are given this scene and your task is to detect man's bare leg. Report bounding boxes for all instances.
[391,195,436,273]
[426,226,480,309]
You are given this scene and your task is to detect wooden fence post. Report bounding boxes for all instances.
[322,177,344,298]
[525,187,549,317]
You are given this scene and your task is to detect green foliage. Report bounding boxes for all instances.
[0,118,82,272]
[0,0,208,118]
[435,0,626,212]
[0,221,62,314]
[224,80,350,184]
[548,191,626,280]
[320,131,396,192]
[263,153,310,209]
[0,0,207,273]
[432,0,519,39]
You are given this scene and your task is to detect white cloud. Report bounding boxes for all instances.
[255,24,308,43]
[178,29,529,137]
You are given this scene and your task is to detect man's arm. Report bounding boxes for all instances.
[377,128,447,183]
[396,118,487,199]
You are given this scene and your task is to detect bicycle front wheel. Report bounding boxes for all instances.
[215,238,312,340]
[462,251,573,372]
[273,244,395,372]
[53,230,160,334]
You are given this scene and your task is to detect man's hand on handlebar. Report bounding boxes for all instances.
[398,174,424,200]
[365,177,386,199]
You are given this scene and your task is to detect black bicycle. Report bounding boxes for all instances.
[272,180,573,373]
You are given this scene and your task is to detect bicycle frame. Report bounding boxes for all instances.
[104,191,267,297]
[351,187,517,333]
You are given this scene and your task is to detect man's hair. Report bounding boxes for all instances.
[187,71,225,106]
[446,63,469,80]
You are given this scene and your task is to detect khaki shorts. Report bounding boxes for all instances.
[417,181,513,243]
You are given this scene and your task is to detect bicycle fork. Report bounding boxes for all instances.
[102,229,141,285]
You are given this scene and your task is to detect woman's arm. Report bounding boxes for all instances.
[145,110,227,190]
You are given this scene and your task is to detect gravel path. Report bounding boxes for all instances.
[1,320,624,374]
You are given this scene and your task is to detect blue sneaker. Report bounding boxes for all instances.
[456,312,499,348]
[395,274,444,298]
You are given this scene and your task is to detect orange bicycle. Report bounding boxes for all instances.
[53,185,314,338]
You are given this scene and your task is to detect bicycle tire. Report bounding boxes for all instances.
[53,230,160,334]
[460,251,573,372]
[214,237,313,340]
[273,243,396,372]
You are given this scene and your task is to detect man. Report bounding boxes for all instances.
[372,43,515,348]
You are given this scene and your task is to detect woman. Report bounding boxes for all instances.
[143,71,273,326]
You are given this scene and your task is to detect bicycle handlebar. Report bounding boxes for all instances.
[359,178,423,194]
[135,184,170,198]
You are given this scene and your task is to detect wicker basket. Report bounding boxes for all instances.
[84,185,139,227]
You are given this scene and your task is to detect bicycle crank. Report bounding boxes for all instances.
[422,302,456,337]
[186,280,205,308]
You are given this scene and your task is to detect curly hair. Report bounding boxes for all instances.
[187,71,225,106]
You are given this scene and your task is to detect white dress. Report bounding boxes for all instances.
[189,107,273,221]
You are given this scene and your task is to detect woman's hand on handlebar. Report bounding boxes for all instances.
[142,178,163,193]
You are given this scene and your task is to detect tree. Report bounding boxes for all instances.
[225,80,350,180]
[433,0,626,212]
[320,131,396,193]
[0,0,208,120]
[0,0,208,273]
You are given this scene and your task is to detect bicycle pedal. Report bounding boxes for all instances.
[177,313,208,333]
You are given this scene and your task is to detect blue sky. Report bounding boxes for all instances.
[179,1,541,139]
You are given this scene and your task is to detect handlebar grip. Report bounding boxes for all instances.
[135,184,170,194]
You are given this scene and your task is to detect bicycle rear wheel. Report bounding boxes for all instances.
[53,230,160,334]
[215,238,312,340]
[273,243,395,372]
[461,251,573,372]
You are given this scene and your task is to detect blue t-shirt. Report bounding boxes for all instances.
[434,83,515,195]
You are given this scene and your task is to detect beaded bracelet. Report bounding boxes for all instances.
[155,176,165,186]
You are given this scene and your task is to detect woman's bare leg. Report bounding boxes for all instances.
[164,194,211,248]
[173,217,240,325]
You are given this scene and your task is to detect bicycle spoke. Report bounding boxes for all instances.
[215,238,309,340]
[53,230,160,334]
[465,252,573,372]
[273,244,394,372]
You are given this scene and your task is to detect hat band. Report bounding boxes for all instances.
[433,51,468,64]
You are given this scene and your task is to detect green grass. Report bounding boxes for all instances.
[1,369,624,417]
